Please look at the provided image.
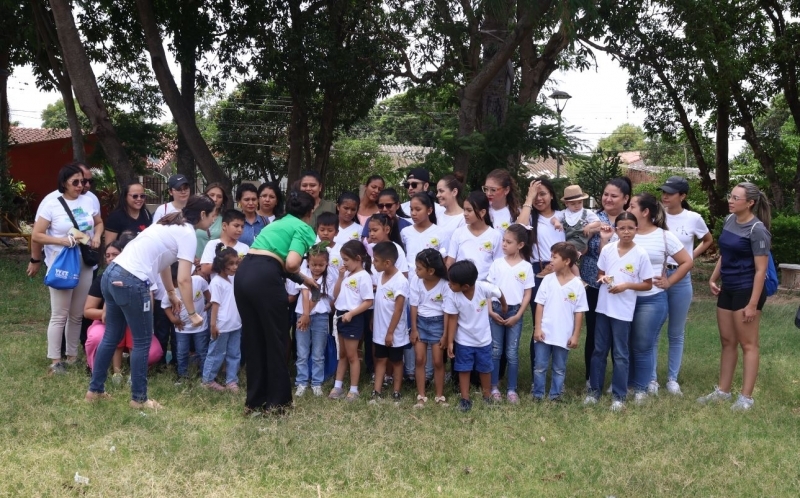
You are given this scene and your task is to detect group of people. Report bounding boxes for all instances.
[29,161,772,414]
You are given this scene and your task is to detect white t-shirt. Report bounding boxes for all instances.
[596,242,654,322]
[400,200,445,221]
[334,223,363,246]
[199,238,250,266]
[530,211,566,263]
[632,228,684,296]
[285,279,300,297]
[209,274,241,333]
[151,202,181,224]
[401,224,446,269]
[489,205,513,234]
[366,241,409,273]
[327,244,346,274]
[665,210,709,264]
[373,271,410,347]
[113,223,197,284]
[409,277,450,318]
[443,281,501,347]
[162,275,208,334]
[437,211,466,249]
[447,226,503,281]
[296,267,339,315]
[487,258,535,305]
[534,274,589,348]
[37,190,101,233]
[36,194,99,267]
[334,269,374,311]
[562,208,600,226]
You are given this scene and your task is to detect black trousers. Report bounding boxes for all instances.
[583,286,599,381]
[235,254,292,411]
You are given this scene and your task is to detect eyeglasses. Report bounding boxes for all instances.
[69,179,82,187]
[403,181,422,189]
[82,178,93,185]
[129,194,146,200]
[377,203,396,209]
[481,186,499,194]
[727,193,744,201]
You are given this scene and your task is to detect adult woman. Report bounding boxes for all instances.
[702,183,771,411]
[626,192,692,402]
[361,188,411,247]
[236,183,268,247]
[234,191,318,414]
[579,177,631,386]
[195,183,228,259]
[299,171,336,228]
[32,163,103,374]
[657,176,713,394]
[357,175,385,226]
[484,168,520,233]
[436,172,465,249]
[257,181,283,221]
[152,174,191,223]
[104,182,152,245]
[85,195,216,409]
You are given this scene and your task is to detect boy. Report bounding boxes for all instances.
[163,262,211,383]
[315,212,343,273]
[532,242,589,401]
[369,242,410,402]
[199,209,249,278]
[444,260,507,412]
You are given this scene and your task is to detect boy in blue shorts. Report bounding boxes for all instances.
[444,260,507,412]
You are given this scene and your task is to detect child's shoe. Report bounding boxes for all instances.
[731,394,754,411]
[414,394,428,409]
[294,385,307,397]
[458,398,472,412]
[202,381,226,391]
[345,391,360,403]
[48,362,67,375]
[490,389,502,402]
[311,386,324,397]
[647,381,659,395]
[666,380,683,395]
[434,396,448,406]
[507,391,520,404]
[583,395,598,405]
[368,390,383,405]
[391,391,402,402]
[634,391,648,405]
[328,387,345,400]
[697,386,732,404]
[483,396,495,406]
[226,382,239,393]
[610,400,625,412]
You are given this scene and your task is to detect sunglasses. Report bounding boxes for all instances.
[377,203,396,210]
[69,179,91,187]
[129,194,146,200]
[403,181,422,189]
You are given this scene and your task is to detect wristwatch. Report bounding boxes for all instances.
[30,258,42,264]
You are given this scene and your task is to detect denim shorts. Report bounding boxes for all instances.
[453,343,493,373]
[336,310,365,340]
[417,315,444,344]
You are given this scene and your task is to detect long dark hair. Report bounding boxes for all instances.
[257,181,284,218]
[466,191,493,227]
[340,240,372,274]
[368,213,404,248]
[378,188,408,218]
[604,177,633,212]
[307,243,330,299]
[159,195,215,226]
[416,248,448,280]
[505,223,534,262]
[285,190,315,219]
[115,182,147,213]
[410,191,438,224]
[528,176,560,261]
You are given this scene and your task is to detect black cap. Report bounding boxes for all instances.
[658,176,689,194]
[406,168,431,184]
[168,174,190,190]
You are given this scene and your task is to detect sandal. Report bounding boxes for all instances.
[413,394,428,409]
[434,396,448,406]
[84,391,112,402]
[129,399,163,410]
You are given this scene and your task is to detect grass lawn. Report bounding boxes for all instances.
[1,251,800,496]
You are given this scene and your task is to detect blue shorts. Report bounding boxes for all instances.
[336,310,365,340]
[453,343,492,373]
[416,315,444,344]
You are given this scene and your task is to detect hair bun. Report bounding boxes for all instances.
[452,171,465,184]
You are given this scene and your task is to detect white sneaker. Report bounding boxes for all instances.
[731,394,754,411]
[294,385,307,397]
[666,380,682,395]
[647,381,659,395]
[311,386,323,397]
[610,400,625,412]
[634,392,648,405]
[583,395,598,405]
[586,379,591,390]
[697,386,732,404]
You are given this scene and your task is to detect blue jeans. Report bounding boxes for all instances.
[89,263,153,402]
[532,342,569,399]
[295,314,328,387]
[655,270,692,382]
[628,292,668,392]
[202,329,242,385]
[589,313,631,401]
[175,330,210,378]
[490,303,522,391]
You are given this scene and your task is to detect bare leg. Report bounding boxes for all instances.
[432,346,445,398]
[112,348,123,373]
[343,338,361,389]
[373,357,387,394]
[734,312,761,397]
[479,372,492,399]
[716,308,738,392]
[414,341,427,397]
[459,371,471,400]
[391,361,403,393]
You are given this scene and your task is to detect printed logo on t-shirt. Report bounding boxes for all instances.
[346,278,359,292]
[384,289,396,301]
[72,207,92,232]
[515,270,527,283]
[621,263,635,276]
[194,290,202,299]
[476,298,487,313]
[481,241,494,252]
[431,293,444,303]
[565,290,578,304]
[429,237,440,248]
[331,257,341,268]
[350,232,359,240]
[500,221,510,231]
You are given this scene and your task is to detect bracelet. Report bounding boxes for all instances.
[167,289,177,294]
[30,258,41,264]
[188,311,197,316]
[523,204,533,209]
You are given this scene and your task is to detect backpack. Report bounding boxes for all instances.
[749,220,779,297]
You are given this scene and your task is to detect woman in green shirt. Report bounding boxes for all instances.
[234,190,318,414]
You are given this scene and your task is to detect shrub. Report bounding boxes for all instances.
[770,215,800,266]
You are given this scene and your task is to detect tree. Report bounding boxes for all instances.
[597,123,647,153]
[572,149,623,206]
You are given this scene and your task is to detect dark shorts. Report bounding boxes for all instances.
[453,343,493,373]
[373,343,406,362]
[336,310,365,340]
[416,315,444,343]
[717,287,767,311]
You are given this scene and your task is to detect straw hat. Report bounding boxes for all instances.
[561,185,589,202]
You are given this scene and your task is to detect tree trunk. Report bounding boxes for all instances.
[59,78,85,163]
[133,0,230,194]
[480,1,514,134]
[287,97,308,188]
[48,0,136,186]
[312,88,339,182]
[176,53,196,194]
[0,50,8,140]
[714,95,731,214]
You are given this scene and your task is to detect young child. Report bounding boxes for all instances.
[401,192,445,271]
[367,213,409,276]
[202,245,243,392]
[533,242,589,401]
[370,242,410,402]
[410,248,451,407]
[445,191,503,281]
[295,243,338,397]
[444,260,507,412]
[329,240,375,401]
[315,212,344,273]
[333,191,363,247]
[199,209,249,278]
[551,185,601,277]
[487,224,535,403]
[163,262,211,382]
[585,212,653,411]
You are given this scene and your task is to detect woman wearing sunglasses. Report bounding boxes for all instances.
[104,182,153,245]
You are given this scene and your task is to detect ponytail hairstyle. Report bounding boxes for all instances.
[307,242,330,298]
[486,168,520,220]
[415,248,448,280]
[285,190,315,219]
[160,194,215,226]
[439,171,465,206]
[211,243,239,274]
[340,239,372,274]
[738,181,772,231]
[505,223,534,262]
[605,177,633,211]
[634,192,667,230]
[465,190,493,227]
[680,196,691,211]
[411,191,438,224]
[369,213,402,246]
[614,211,638,227]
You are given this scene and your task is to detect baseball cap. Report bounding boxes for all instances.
[405,168,431,184]
[658,176,689,194]
[168,174,190,190]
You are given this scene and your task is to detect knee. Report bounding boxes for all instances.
[491,341,503,360]
[506,347,519,365]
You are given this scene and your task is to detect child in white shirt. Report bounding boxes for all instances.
[199,209,249,278]
[163,263,211,381]
[445,191,502,281]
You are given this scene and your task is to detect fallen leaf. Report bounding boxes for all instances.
[464,467,473,475]
[540,436,546,443]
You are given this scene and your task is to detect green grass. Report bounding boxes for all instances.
[2,251,800,496]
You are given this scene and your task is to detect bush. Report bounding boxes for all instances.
[770,215,800,266]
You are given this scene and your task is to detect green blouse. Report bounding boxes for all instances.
[250,214,316,261]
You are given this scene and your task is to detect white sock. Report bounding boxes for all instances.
[349,385,359,393]
[334,380,343,389]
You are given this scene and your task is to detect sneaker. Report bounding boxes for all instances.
[647,381,659,395]
[294,385,307,397]
[697,386,732,405]
[368,390,383,405]
[48,362,67,375]
[328,387,345,400]
[112,372,123,387]
[458,398,472,412]
[586,379,591,390]
[383,375,393,387]
[202,381,226,391]
[583,395,598,405]
[610,400,625,412]
[532,396,543,403]
[226,382,240,393]
[345,391,360,402]
[491,390,502,402]
[64,356,79,366]
[507,391,520,404]
[666,380,682,395]
[391,391,402,401]
[434,396,448,406]
[634,391,648,405]
[731,394,754,411]
[414,394,428,409]
[483,396,494,406]
[311,386,324,397]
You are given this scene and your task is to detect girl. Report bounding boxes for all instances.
[329,240,374,401]
[295,244,338,397]
[703,182,771,411]
[484,169,520,235]
[445,191,502,281]
[436,172,465,249]
[152,174,191,224]
[368,214,409,275]
[487,224,535,403]
[410,249,451,407]
[585,212,653,412]
[362,188,411,247]
[334,191,363,246]
[164,262,210,382]
[401,192,445,272]
[202,245,242,392]
[357,175,385,226]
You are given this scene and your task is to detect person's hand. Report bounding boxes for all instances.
[709,280,721,296]
[742,304,758,323]
[410,329,419,345]
[599,224,614,242]
[297,314,310,331]
[608,282,628,294]
[385,333,394,347]
[552,219,564,232]
[26,261,41,277]
[653,276,671,290]
[567,335,579,349]
[447,342,455,359]
[341,312,352,323]
[534,330,544,342]
[169,293,182,315]
[438,336,447,350]
[504,313,522,327]
[190,313,204,329]
[303,275,319,289]
[501,301,508,315]
[210,324,219,339]
[101,306,107,324]
[63,235,76,248]
[526,180,541,204]
[90,234,101,249]
[489,310,503,324]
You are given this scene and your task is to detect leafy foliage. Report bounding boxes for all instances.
[324,138,397,202]
[571,149,623,207]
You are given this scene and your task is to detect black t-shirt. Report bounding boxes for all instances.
[88,276,104,307]
[105,208,152,236]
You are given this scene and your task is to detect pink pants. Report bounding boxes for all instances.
[85,320,163,371]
